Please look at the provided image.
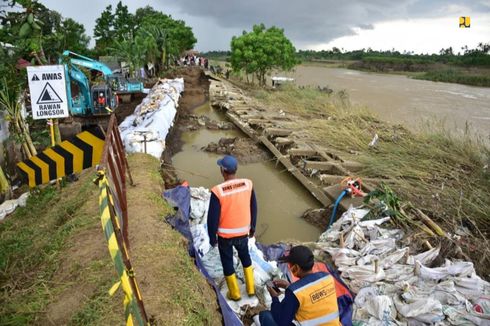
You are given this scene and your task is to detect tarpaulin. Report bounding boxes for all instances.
[164,185,242,326]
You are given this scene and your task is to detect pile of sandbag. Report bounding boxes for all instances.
[119,78,184,159]
[188,187,281,316]
[316,207,490,325]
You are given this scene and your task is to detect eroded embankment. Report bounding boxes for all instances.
[0,153,221,325]
[163,68,323,244]
[207,75,490,279]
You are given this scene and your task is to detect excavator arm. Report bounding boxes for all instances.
[63,63,93,116]
[61,50,113,77]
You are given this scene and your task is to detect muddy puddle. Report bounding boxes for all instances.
[172,103,322,244]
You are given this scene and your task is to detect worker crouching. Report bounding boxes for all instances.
[207,155,257,301]
[260,245,341,325]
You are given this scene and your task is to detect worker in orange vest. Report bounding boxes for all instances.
[260,246,341,325]
[207,155,257,301]
[97,92,106,106]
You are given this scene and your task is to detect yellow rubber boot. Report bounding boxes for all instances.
[225,274,241,301]
[244,266,255,296]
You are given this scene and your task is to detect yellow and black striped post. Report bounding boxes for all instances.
[17,129,105,187]
[98,170,148,326]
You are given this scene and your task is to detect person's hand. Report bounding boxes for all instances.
[249,229,255,238]
[273,279,290,289]
[266,284,280,297]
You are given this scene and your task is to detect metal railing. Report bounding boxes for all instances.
[99,113,134,248]
[96,113,148,325]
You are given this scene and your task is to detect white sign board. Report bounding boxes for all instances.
[27,65,69,120]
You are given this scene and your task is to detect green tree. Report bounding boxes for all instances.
[113,1,134,40]
[110,35,147,77]
[93,5,114,55]
[230,24,298,85]
[94,4,196,73]
[1,1,90,63]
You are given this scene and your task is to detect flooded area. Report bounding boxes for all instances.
[172,103,322,244]
[283,65,490,139]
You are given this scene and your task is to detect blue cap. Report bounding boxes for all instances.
[217,155,238,173]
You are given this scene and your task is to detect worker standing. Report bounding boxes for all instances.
[260,245,341,325]
[207,155,257,301]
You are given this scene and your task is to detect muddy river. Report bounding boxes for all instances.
[281,65,490,139]
[172,104,322,244]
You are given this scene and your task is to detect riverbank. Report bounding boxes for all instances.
[0,153,222,325]
[217,75,490,279]
[344,59,490,87]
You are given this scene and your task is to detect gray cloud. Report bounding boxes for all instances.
[37,0,489,51]
[165,0,488,48]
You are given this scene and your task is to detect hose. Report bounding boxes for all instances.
[328,189,349,230]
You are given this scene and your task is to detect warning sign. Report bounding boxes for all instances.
[37,83,63,104]
[27,65,69,120]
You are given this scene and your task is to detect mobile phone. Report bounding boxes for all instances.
[266,280,281,292]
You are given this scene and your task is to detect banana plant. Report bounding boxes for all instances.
[0,78,37,159]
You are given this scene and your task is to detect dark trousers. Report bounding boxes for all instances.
[218,235,252,276]
[259,311,278,326]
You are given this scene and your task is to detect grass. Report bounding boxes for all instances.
[123,154,222,325]
[415,69,490,87]
[347,58,490,87]
[250,85,490,274]
[0,172,122,325]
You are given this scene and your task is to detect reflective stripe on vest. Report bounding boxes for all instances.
[292,275,340,326]
[217,224,250,234]
[211,178,253,238]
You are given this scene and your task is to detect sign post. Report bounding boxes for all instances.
[26,65,69,120]
[27,65,69,188]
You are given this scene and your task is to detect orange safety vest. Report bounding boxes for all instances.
[211,178,253,238]
[291,273,341,326]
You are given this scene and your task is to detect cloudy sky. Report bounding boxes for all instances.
[38,0,490,53]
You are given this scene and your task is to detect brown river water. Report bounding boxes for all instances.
[172,104,322,244]
[283,65,490,140]
[173,67,489,244]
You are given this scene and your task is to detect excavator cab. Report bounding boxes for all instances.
[91,85,117,115]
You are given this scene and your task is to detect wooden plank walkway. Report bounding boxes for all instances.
[209,78,377,212]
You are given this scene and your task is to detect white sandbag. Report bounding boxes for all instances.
[17,192,30,207]
[431,280,469,307]
[383,265,415,283]
[344,225,366,249]
[359,216,391,228]
[190,223,211,257]
[454,276,490,301]
[119,78,184,159]
[394,295,444,324]
[0,199,18,220]
[380,248,409,268]
[443,305,490,326]
[189,187,210,223]
[365,295,397,321]
[359,238,396,256]
[415,260,475,281]
[341,265,385,282]
[220,281,259,315]
[406,247,440,265]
